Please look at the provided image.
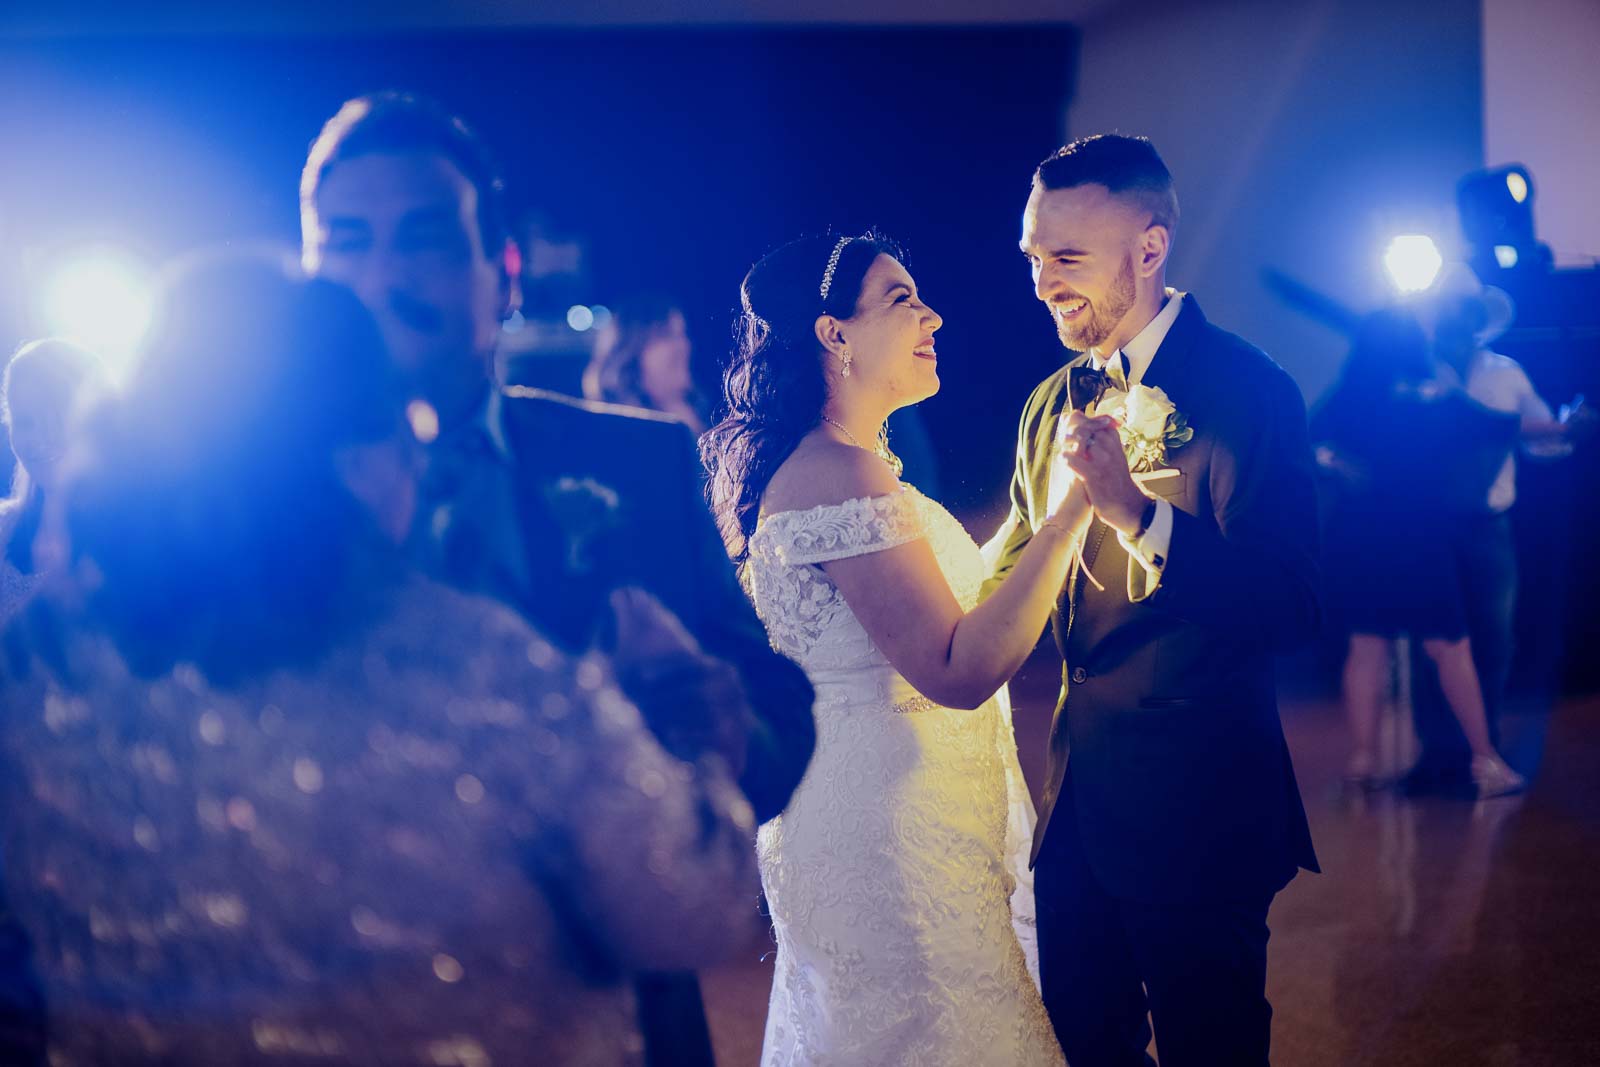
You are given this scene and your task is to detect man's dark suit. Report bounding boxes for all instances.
[421,386,816,1067]
[984,298,1319,1066]
[0,879,45,1066]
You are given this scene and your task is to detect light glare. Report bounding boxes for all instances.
[43,252,152,371]
[566,305,595,332]
[1383,235,1443,294]
[1493,245,1519,269]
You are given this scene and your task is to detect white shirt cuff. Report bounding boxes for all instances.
[1116,497,1172,603]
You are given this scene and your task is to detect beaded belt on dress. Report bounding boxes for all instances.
[890,695,939,715]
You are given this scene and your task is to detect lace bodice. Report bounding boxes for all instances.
[744,485,1061,1066]
[746,487,985,677]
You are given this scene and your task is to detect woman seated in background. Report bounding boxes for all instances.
[0,339,105,626]
[582,296,709,434]
[0,255,762,1066]
[1312,307,1524,798]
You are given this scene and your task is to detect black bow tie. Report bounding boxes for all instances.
[1069,352,1130,413]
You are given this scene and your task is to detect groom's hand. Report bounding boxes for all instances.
[1061,411,1148,537]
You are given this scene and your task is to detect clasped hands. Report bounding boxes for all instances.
[1049,411,1150,539]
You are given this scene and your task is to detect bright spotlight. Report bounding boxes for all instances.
[43,251,152,370]
[1505,171,1528,204]
[1493,244,1519,269]
[566,305,595,332]
[1383,235,1443,293]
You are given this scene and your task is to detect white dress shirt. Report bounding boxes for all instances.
[1438,348,1570,513]
[1090,290,1185,602]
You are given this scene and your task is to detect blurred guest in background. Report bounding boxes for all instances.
[1,343,108,1056]
[1,339,105,626]
[497,212,596,397]
[583,296,710,434]
[0,339,102,1066]
[1403,265,1597,794]
[1313,307,1524,797]
[0,255,763,1066]
[299,91,815,1067]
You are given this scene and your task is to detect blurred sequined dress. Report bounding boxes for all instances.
[744,487,1063,1066]
[0,498,48,630]
[0,576,760,1066]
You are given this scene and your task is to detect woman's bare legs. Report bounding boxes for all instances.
[1421,636,1524,796]
[1342,634,1392,778]
[1419,637,1496,759]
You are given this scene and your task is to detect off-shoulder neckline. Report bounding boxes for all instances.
[752,484,917,537]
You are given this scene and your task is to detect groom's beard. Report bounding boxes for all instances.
[1053,253,1137,352]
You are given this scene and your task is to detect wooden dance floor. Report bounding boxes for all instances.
[701,653,1600,1066]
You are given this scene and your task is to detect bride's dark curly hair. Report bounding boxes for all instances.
[701,231,903,566]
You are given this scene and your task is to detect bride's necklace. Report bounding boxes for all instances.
[821,414,903,476]
[821,414,871,450]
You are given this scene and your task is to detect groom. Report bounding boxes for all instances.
[985,135,1320,1065]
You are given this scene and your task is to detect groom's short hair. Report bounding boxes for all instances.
[1035,135,1179,233]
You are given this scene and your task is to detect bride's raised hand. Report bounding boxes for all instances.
[1043,470,1094,537]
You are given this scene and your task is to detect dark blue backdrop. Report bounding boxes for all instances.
[0,26,1079,513]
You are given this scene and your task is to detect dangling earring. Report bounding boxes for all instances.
[840,346,853,378]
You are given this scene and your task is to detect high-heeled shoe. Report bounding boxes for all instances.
[1471,755,1526,799]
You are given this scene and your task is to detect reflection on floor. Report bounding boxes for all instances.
[701,655,1600,1066]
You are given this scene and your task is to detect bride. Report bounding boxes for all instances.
[702,233,1089,1065]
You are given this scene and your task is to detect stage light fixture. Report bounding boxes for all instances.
[1457,165,1547,275]
[1383,234,1443,293]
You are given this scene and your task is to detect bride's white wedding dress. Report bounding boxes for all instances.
[746,484,1064,1066]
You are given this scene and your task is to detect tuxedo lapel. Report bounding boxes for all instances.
[1133,297,1207,412]
[1126,298,1212,520]
[1058,303,1211,645]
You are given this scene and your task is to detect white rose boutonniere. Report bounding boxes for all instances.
[1101,383,1195,472]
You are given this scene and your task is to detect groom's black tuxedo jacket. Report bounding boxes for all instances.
[983,297,1319,902]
